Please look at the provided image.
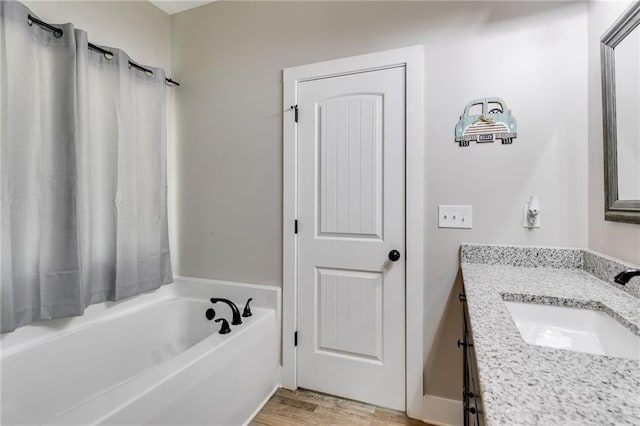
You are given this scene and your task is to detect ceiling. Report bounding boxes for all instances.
[149,0,586,16]
[149,0,218,15]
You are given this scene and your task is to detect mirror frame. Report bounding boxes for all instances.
[601,0,640,224]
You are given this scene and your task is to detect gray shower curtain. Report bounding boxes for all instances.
[0,1,173,333]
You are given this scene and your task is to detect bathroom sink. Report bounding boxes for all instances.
[504,301,640,359]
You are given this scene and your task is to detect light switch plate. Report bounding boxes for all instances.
[438,205,473,229]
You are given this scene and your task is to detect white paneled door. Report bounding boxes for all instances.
[297,66,406,410]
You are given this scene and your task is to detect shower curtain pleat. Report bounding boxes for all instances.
[1,1,172,333]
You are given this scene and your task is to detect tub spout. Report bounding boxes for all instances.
[210,298,242,325]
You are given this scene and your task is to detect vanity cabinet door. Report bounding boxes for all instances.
[461,293,485,426]
[466,348,484,426]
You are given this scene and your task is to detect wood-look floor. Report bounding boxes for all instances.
[250,388,431,426]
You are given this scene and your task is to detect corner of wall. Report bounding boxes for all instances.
[423,394,463,426]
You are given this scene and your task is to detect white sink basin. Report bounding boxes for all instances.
[504,301,640,359]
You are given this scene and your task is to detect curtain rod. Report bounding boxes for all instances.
[27,14,180,87]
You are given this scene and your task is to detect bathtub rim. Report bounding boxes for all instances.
[0,276,281,357]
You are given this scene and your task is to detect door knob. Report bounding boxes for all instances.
[388,250,401,262]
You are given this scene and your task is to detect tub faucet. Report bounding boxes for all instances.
[210,298,242,325]
[614,269,640,285]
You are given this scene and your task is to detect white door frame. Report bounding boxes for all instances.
[282,45,424,419]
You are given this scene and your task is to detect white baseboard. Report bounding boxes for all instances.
[423,394,463,426]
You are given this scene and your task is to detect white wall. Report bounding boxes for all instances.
[588,0,640,265]
[172,1,589,400]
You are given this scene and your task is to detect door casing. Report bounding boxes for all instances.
[282,45,424,419]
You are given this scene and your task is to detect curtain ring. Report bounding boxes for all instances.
[27,16,63,37]
[145,70,154,78]
[104,52,114,60]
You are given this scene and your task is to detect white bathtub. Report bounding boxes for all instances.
[0,277,281,425]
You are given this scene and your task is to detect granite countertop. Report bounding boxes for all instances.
[460,244,640,426]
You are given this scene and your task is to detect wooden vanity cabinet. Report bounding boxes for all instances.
[459,293,485,426]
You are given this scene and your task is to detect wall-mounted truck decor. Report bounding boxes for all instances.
[455,97,517,147]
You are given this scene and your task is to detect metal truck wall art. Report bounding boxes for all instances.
[455,97,517,147]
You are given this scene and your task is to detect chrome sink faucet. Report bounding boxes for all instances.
[210,298,242,325]
[614,269,640,285]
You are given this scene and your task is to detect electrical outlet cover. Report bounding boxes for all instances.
[523,204,541,228]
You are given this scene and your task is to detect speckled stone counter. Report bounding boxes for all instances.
[460,244,640,426]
